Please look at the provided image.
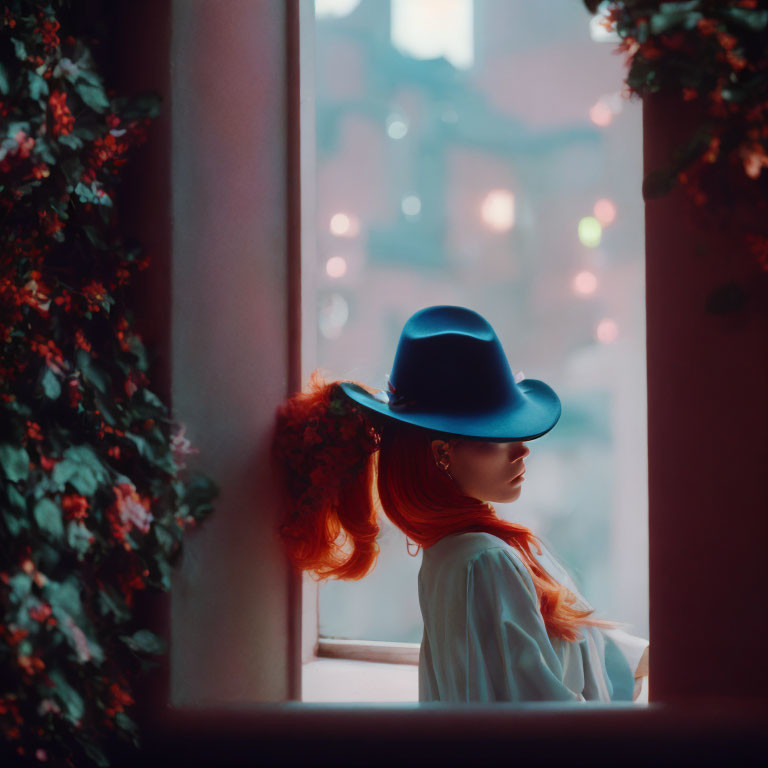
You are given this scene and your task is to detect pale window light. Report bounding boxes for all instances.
[391,0,474,70]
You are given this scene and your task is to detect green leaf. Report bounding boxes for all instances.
[128,335,149,371]
[81,738,110,768]
[156,557,173,590]
[74,180,97,204]
[6,482,26,511]
[153,523,177,556]
[76,348,110,394]
[140,388,165,410]
[34,498,65,539]
[10,37,26,60]
[722,7,768,30]
[76,64,103,88]
[64,443,107,480]
[0,62,9,95]
[38,541,61,571]
[4,510,27,536]
[60,155,83,186]
[41,367,62,399]
[32,135,56,164]
[98,586,131,622]
[67,520,93,560]
[52,458,79,486]
[48,667,85,724]
[118,91,162,120]
[0,443,30,482]
[93,391,118,426]
[119,628,167,655]
[58,133,84,150]
[63,442,108,483]
[184,473,220,514]
[9,572,33,603]
[52,458,97,495]
[46,576,86,625]
[83,224,106,248]
[115,710,139,739]
[5,119,30,136]
[27,71,49,100]
[124,431,153,460]
[75,82,110,112]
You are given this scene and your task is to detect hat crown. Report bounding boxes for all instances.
[388,306,522,414]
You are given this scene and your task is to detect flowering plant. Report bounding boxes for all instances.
[0,1,218,765]
[586,0,768,308]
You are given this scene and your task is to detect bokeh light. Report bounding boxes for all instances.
[401,195,422,216]
[391,0,474,70]
[386,115,409,139]
[315,0,361,18]
[319,293,349,339]
[329,212,360,237]
[578,216,602,247]
[572,270,598,295]
[593,198,616,226]
[480,189,515,231]
[596,317,619,343]
[589,100,613,126]
[326,256,348,278]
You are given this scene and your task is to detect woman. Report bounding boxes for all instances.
[272,304,649,704]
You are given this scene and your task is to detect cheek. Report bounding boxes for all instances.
[459,454,508,486]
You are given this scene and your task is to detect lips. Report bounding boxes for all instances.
[509,469,525,482]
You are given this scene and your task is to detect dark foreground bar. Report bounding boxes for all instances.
[106,698,768,768]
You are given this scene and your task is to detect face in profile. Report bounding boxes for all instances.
[431,437,530,503]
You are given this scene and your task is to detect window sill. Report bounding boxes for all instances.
[316,637,420,664]
[302,655,650,705]
[303,656,418,702]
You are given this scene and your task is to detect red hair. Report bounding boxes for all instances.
[271,368,619,643]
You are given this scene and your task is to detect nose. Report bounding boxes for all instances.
[511,442,530,462]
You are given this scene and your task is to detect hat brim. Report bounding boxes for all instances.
[338,379,561,441]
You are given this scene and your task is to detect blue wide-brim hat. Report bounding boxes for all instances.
[338,305,561,441]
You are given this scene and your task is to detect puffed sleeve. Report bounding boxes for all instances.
[464,546,585,703]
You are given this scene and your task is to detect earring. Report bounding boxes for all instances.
[436,453,455,482]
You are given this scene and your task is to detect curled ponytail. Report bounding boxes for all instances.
[271,368,383,581]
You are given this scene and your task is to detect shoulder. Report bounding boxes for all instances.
[465,542,538,606]
[451,532,529,573]
[424,531,529,574]
[427,531,516,560]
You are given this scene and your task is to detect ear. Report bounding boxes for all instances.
[431,439,449,461]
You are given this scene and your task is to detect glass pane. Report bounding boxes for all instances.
[313,0,648,645]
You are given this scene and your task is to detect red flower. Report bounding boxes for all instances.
[62,494,89,523]
[39,455,57,472]
[48,90,74,137]
[103,681,134,718]
[107,482,154,550]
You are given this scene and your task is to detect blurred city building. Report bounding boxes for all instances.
[312,0,647,648]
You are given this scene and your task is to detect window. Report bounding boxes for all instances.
[305,0,647,702]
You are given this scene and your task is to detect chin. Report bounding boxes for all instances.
[483,487,522,503]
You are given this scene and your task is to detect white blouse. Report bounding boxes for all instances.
[418,531,649,703]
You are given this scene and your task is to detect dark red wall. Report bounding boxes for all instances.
[644,89,768,702]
